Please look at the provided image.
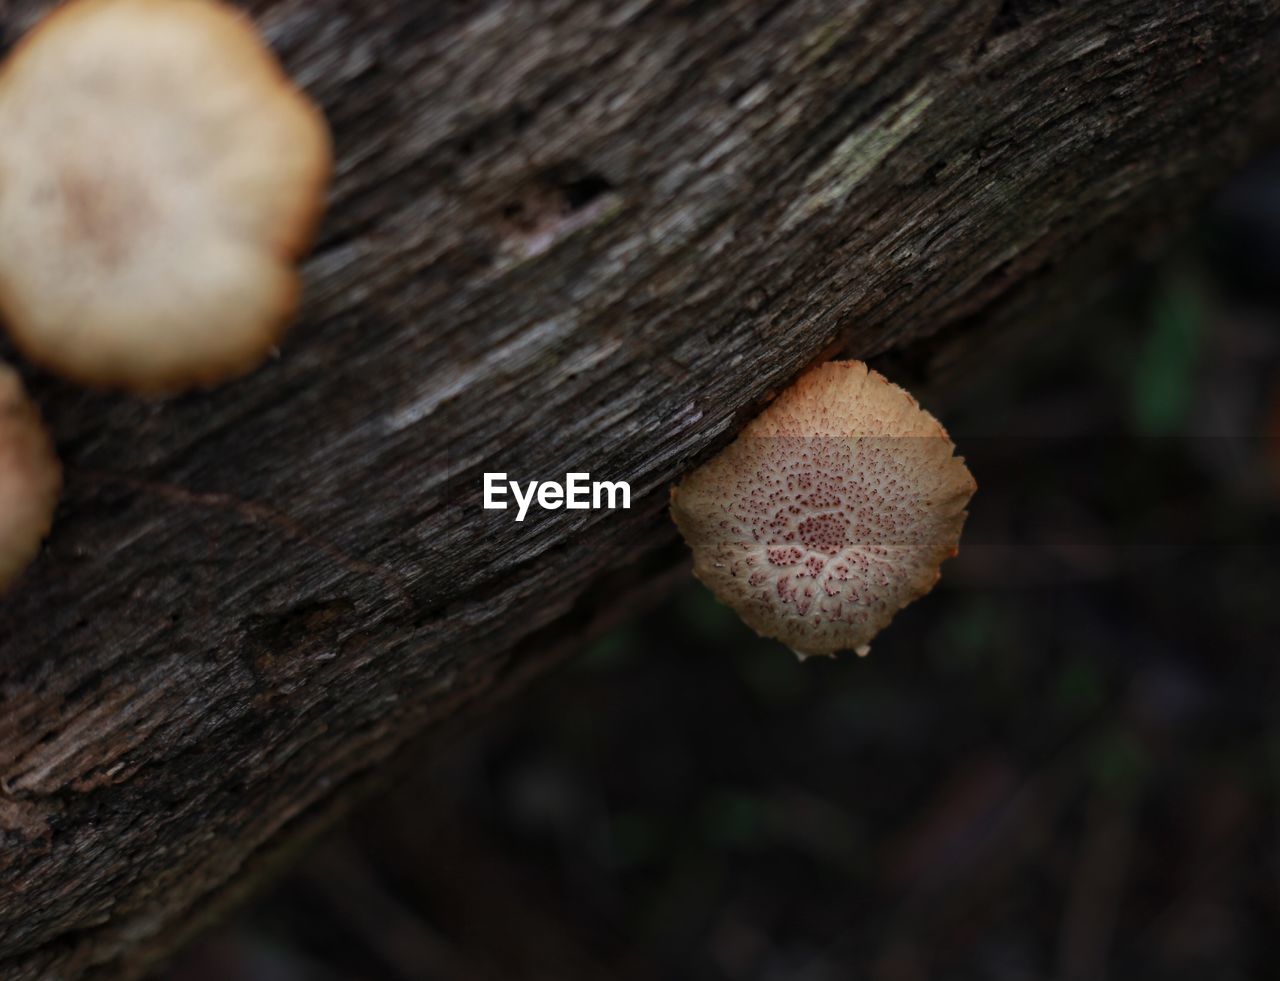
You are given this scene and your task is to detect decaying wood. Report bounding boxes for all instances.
[1,0,1277,977]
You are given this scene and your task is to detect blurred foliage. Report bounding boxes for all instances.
[1131,276,1204,437]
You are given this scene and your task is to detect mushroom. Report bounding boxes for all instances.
[671,360,976,659]
[0,0,332,394]
[0,364,61,592]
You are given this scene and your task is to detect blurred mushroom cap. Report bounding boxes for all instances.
[0,0,332,393]
[671,360,976,658]
[0,365,61,592]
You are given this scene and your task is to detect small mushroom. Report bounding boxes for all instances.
[0,0,332,393]
[671,360,976,659]
[0,364,61,592]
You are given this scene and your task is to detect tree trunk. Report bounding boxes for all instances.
[1,0,1277,977]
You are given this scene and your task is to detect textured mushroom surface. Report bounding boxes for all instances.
[0,0,331,393]
[671,361,975,658]
[0,364,61,591]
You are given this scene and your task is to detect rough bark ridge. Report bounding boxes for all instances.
[0,0,1277,977]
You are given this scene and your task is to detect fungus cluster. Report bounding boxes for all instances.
[671,360,976,659]
[0,0,331,393]
[0,365,61,592]
[0,0,331,591]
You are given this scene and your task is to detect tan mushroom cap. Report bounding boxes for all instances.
[0,0,332,394]
[0,365,61,592]
[671,360,976,659]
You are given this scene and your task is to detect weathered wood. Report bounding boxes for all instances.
[1,0,1277,976]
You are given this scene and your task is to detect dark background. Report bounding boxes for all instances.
[161,150,1280,981]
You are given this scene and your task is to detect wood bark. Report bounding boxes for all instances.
[1,0,1277,977]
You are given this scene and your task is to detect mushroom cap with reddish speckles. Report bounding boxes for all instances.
[0,0,332,394]
[671,360,975,658]
[0,365,61,592]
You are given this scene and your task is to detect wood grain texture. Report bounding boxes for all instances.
[0,0,1277,976]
